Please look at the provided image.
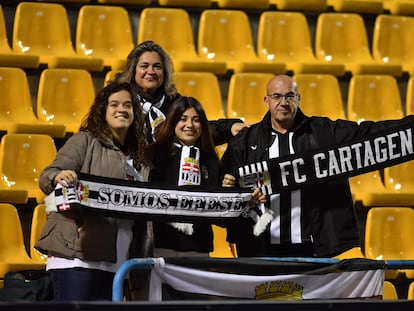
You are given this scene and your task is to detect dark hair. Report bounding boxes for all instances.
[80,81,146,168]
[115,40,177,97]
[145,96,218,161]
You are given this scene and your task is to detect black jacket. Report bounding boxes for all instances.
[221,109,414,257]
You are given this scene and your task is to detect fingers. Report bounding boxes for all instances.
[251,188,267,204]
[55,170,78,187]
[222,174,236,187]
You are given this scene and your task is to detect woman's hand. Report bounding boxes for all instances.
[54,170,78,187]
[251,188,266,205]
[222,174,236,187]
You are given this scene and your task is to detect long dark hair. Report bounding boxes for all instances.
[145,96,218,161]
[80,81,146,168]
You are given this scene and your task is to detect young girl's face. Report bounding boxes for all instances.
[175,107,202,146]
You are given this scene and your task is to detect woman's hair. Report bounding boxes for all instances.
[80,81,146,167]
[115,40,177,97]
[146,96,218,160]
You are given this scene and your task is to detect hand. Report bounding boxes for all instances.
[222,174,236,187]
[251,188,267,205]
[54,170,78,187]
[231,122,250,136]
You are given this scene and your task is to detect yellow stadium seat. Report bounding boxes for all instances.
[372,14,414,76]
[334,247,365,259]
[0,134,57,204]
[30,204,47,263]
[0,5,39,68]
[173,72,225,120]
[138,8,227,75]
[215,0,270,9]
[36,68,95,134]
[406,76,414,115]
[198,10,286,74]
[293,74,346,120]
[383,281,398,300]
[365,207,414,279]
[104,70,122,86]
[315,13,402,76]
[347,74,403,123]
[12,2,103,71]
[327,0,384,13]
[269,0,328,11]
[383,160,414,206]
[257,12,345,76]
[227,73,274,124]
[158,0,212,7]
[383,0,414,15]
[0,67,66,138]
[0,203,45,281]
[76,5,134,70]
[209,225,237,258]
[97,0,151,4]
[408,281,414,300]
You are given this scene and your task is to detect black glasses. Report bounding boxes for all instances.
[267,92,297,102]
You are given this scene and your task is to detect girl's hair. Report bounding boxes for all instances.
[115,40,177,97]
[146,96,218,160]
[80,81,146,167]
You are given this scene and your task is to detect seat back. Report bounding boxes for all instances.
[383,280,398,300]
[37,68,95,133]
[0,67,39,126]
[384,160,414,193]
[0,5,12,53]
[158,0,212,7]
[227,73,273,124]
[13,2,76,57]
[209,225,236,258]
[347,74,403,123]
[76,5,133,66]
[215,0,270,9]
[0,134,57,201]
[372,14,414,66]
[97,0,151,4]
[257,11,316,63]
[30,204,47,263]
[365,207,414,260]
[315,13,373,64]
[406,75,414,115]
[198,10,258,63]
[138,8,199,61]
[0,203,31,263]
[173,72,225,120]
[294,74,346,120]
[408,281,414,300]
[269,0,328,11]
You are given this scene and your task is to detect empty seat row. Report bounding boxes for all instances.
[3,3,414,76]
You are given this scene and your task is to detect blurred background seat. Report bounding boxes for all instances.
[269,0,328,11]
[30,204,47,264]
[327,0,384,14]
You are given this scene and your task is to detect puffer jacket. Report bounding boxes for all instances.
[35,131,151,262]
[221,109,414,257]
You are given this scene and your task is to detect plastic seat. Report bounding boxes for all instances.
[334,247,365,259]
[327,0,384,13]
[0,5,39,68]
[158,0,212,7]
[406,75,414,115]
[97,0,152,4]
[372,14,414,76]
[30,204,47,263]
[198,10,286,74]
[348,74,403,123]
[383,0,414,16]
[293,74,346,120]
[76,5,134,70]
[383,281,398,300]
[0,67,66,138]
[215,0,270,9]
[257,12,345,76]
[12,2,103,71]
[0,203,45,281]
[209,225,237,258]
[408,281,414,300]
[269,0,328,11]
[0,134,57,204]
[365,207,414,279]
[315,13,402,76]
[104,69,122,86]
[383,160,414,206]
[36,68,95,134]
[138,8,227,75]
[173,72,225,120]
[227,73,274,124]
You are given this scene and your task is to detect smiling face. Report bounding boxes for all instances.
[105,89,134,144]
[174,107,202,146]
[134,51,164,95]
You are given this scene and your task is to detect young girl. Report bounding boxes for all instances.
[145,96,220,257]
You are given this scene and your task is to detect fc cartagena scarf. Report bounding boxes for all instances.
[239,122,414,195]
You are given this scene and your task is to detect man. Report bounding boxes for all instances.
[221,74,413,258]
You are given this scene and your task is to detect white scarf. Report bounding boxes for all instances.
[141,96,166,142]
